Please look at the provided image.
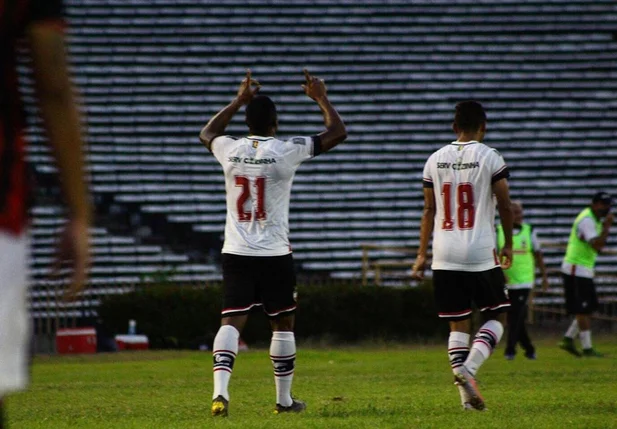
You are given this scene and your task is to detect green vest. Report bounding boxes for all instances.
[564,208,602,269]
[497,223,535,285]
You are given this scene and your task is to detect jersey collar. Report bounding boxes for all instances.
[451,140,480,146]
[247,135,274,141]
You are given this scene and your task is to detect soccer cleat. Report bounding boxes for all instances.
[504,353,515,360]
[454,370,485,411]
[524,352,537,360]
[456,384,473,410]
[211,395,229,417]
[582,348,604,357]
[274,398,306,414]
[456,384,471,410]
[558,338,582,357]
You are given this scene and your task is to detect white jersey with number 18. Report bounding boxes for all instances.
[211,134,319,256]
[422,141,510,272]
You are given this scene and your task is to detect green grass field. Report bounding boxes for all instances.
[7,338,617,428]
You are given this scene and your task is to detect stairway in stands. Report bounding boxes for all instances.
[25,0,617,300]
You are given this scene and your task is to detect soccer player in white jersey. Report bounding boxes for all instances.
[412,101,513,411]
[199,69,346,417]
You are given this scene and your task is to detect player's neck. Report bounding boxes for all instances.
[248,128,276,138]
[455,133,482,143]
[589,207,602,221]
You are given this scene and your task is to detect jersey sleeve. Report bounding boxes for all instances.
[489,149,510,184]
[210,135,236,163]
[577,217,599,242]
[284,135,321,166]
[30,0,65,25]
[422,157,433,188]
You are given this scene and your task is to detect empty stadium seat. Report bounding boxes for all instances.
[21,0,617,319]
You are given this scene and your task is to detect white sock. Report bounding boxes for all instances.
[580,330,592,350]
[270,331,296,407]
[448,331,471,405]
[465,320,504,377]
[212,325,239,401]
[565,319,579,339]
[448,331,470,375]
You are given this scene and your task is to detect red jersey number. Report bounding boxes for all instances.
[235,176,266,222]
[441,182,475,230]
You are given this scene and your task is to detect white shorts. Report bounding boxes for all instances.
[0,231,30,397]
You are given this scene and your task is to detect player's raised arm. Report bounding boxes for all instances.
[493,178,513,269]
[27,20,92,300]
[302,69,347,153]
[199,69,261,150]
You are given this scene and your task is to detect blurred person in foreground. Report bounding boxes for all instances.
[199,69,346,417]
[412,101,513,411]
[558,192,612,357]
[0,0,91,426]
[496,200,549,360]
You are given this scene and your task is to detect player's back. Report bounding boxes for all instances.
[423,141,509,271]
[211,135,317,256]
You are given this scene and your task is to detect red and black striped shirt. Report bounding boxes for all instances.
[0,0,64,234]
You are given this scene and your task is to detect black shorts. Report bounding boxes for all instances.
[433,267,510,321]
[562,274,598,315]
[221,253,297,318]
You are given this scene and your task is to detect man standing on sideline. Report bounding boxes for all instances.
[1,0,91,426]
[199,69,346,417]
[559,192,612,357]
[497,200,549,360]
[412,101,513,411]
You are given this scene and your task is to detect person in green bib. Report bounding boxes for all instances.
[497,201,549,360]
[559,192,613,357]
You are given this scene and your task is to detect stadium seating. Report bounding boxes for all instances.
[24,0,617,316]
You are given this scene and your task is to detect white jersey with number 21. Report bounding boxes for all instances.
[211,135,317,256]
[423,141,510,272]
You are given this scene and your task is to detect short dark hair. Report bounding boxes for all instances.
[454,101,487,133]
[246,95,277,135]
[592,191,612,206]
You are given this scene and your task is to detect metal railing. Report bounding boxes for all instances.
[360,243,617,323]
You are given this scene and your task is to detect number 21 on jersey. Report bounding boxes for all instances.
[235,176,266,221]
[441,182,475,230]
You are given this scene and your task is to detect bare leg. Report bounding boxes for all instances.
[221,314,248,332]
[449,318,471,335]
[269,314,295,332]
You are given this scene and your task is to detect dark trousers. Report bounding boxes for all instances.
[505,288,535,355]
